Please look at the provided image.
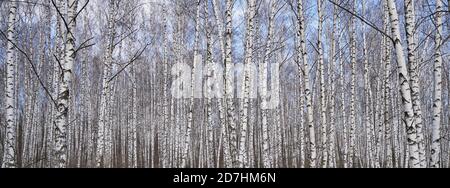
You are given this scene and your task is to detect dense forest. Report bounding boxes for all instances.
[0,0,449,168]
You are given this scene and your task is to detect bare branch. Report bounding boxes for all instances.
[107,43,150,84]
[327,0,395,43]
[0,29,57,106]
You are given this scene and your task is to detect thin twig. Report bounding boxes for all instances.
[113,29,138,48]
[74,37,95,55]
[107,43,150,84]
[72,0,90,25]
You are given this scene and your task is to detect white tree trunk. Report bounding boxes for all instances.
[404,0,426,168]
[386,0,420,168]
[238,0,256,168]
[105,64,116,167]
[2,0,18,168]
[160,4,170,168]
[129,66,138,168]
[431,0,444,168]
[261,0,276,168]
[299,76,306,168]
[317,0,328,168]
[96,0,115,168]
[362,0,376,168]
[48,0,66,167]
[79,13,91,167]
[328,4,338,168]
[382,0,393,168]
[339,28,348,168]
[55,0,78,168]
[296,20,306,168]
[225,0,237,168]
[349,0,357,167]
[211,0,229,168]
[182,0,202,168]
[204,0,215,168]
[297,0,317,168]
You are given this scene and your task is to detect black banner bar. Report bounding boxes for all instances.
[0,168,436,187]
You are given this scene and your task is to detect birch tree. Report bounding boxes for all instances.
[54,0,78,168]
[238,0,256,168]
[261,0,277,168]
[431,0,444,168]
[349,0,357,167]
[317,0,328,168]
[96,0,116,168]
[204,0,215,168]
[224,0,237,168]
[339,13,348,168]
[382,0,393,168]
[1,0,449,169]
[328,2,338,168]
[386,0,420,168]
[2,0,18,168]
[297,0,317,167]
[361,0,376,168]
[182,0,202,168]
[211,0,228,168]
[161,3,169,168]
[404,0,426,168]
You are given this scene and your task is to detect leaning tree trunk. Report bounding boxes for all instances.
[2,0,18,169]
[431,0,444,169]
[386,0,420,168]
